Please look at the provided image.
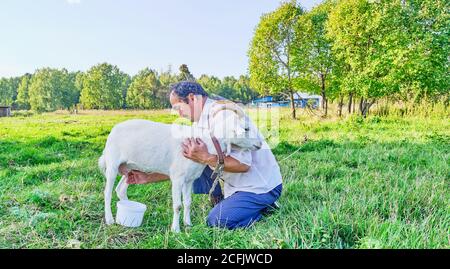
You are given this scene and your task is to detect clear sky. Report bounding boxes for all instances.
[0,0,323,79]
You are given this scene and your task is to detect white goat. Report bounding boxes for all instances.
[98,109,261,232]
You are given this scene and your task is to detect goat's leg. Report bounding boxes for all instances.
[115,175,129,201]
[182,182,193,227]
[104,166,118,225]
[171,178,183,233]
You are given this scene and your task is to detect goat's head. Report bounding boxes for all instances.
[210,106,262,153]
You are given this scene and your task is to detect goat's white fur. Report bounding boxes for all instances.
[99,116,260,232]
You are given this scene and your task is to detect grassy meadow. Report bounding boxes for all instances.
[0,107,449,249]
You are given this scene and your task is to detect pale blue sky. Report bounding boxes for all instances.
[0,0,323,79]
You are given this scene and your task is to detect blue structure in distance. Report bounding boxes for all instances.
[251,92,322,109]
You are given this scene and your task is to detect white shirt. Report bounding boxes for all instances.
[194,98,282,198]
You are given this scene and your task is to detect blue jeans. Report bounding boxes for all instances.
[193,165,223,197]
[193,166,283,229]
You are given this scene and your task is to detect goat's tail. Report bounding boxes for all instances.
[98,153,107,176]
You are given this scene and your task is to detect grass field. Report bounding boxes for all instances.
[0,108,449,249]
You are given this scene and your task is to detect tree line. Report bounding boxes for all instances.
[0,63,258,112]
[248,0,449,118]
[1,0,447,117]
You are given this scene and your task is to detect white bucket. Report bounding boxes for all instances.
[115,200,147,228]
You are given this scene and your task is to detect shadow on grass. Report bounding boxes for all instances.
[272,134,449,157]
[273,138,448,186]
[272,139,339,156]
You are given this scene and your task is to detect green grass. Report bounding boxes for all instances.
[0,108,449,249]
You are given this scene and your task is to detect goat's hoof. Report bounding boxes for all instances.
[171,226,181,233]
[105,217,115,225]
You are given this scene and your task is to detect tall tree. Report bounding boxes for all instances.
[0,77,20,107]
[327,0,389,117]
[219,76,239,101]
[74,72,84,104]
[197,75,258,102]
[391,0,449,102]
[178,64,196,82]
[157,66,177,108]
[249,1,304,119]
[16,73,32,110]
[60,70,81,110]
[327,0,449,116]
[293,0,335,116]
[198,74,222,96]
[235,75,259,103]
[80,63,130,110]
[126,68,164,109]
[28,68,65,112]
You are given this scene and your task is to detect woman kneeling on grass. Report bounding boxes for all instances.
[119,81,282,230]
